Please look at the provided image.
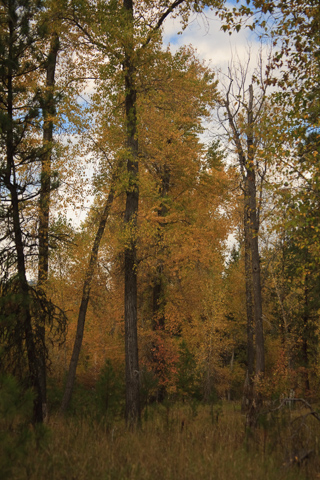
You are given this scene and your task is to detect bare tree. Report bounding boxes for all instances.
[217,51,271,423]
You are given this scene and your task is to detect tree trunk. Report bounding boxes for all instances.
[247,84,265,376]
[302,271,310,393]
[123,0,141,428]
[5,14,43,422]
[38,34,59,285]
[152,163,170,330]
[38,33,60,422]
[151,164,170,402]
[244,85,265,427]
[9,183,44,423]
[60,185,115,412]
[225,83,265,424]
[242,191,254,412]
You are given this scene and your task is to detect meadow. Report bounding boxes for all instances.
[2,393,319,480]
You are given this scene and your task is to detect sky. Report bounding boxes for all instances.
[162,6,263,74]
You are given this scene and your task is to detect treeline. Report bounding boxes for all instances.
[0,0,319,428]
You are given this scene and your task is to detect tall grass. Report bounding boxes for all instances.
[5,402,320,480]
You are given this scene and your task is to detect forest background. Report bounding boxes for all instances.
[1,0,320,478]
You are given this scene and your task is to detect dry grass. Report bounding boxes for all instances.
[7,402,320,480]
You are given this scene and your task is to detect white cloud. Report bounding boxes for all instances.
[162,7,268,76]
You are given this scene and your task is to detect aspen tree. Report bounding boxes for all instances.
[60,0,225,427]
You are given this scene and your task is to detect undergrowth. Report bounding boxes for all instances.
[2,400,320,480]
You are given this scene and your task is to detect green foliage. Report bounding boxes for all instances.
[0,374,33,479]
[95,359,125,420]
[0,374,34,426]
[205,139,226,170]
[140,366,160,407]
[66,361,125,422]
[176,340,202,401]
[0,277,67,379]
[46,377,64,411]
[67,382,97,416]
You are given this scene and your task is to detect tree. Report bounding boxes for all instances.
[56,41,230,414]
[0,0,60,423]
[138,47,230,402]
[60,170,116,412]
[0,0,49,423]
[217,55,278,419]
[0,0,70,423]
[261,130,320,397]
[63,0,225,427]
[37,27,60,421]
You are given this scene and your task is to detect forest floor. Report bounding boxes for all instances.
[4,401,320,480]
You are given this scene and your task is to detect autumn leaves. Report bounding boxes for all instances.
[1,0,319,428]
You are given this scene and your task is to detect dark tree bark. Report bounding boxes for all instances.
[151,164,170,402]
[152,164,170,330]
[242,202,254,411]
[302,271,311,393]
[10,187,43,423]
[37,33,60,422]
[38,34,60,285]
[123,0,141,428]
[3,5,43,421]
[244,210,254,379]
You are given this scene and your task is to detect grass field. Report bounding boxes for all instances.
[3,400,320,480]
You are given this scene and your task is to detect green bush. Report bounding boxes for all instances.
[176,341,202,401]
[0,374,34,479]
[95,359,125,420]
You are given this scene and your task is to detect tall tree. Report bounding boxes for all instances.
[136,46,223,400]
[0,0,70,423]
[217,57,276,419]
[65,0,225,427]
[0,0,47,423]
[223,83,265,391]
[121,0,141,427]
[37,30,60,421]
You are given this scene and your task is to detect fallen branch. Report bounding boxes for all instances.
[267,398,320,423]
